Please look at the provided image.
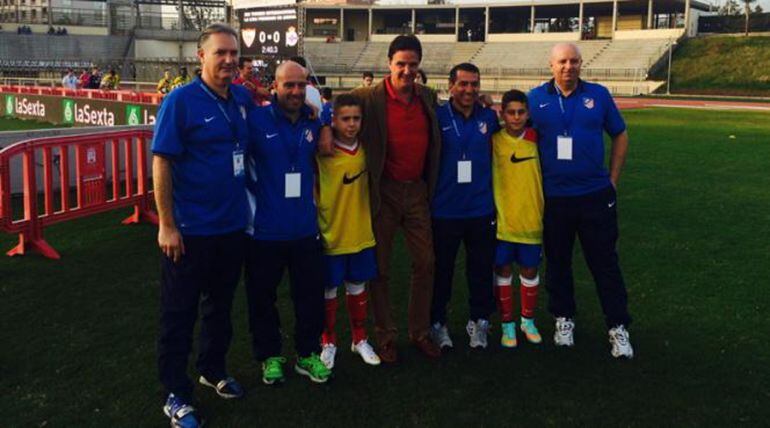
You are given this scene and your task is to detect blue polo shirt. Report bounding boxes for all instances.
[151,77,252,236]
[247,99,321,241]
[528,79,626,197]
[432,101,499,219]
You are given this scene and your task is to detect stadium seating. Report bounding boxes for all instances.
[303,38,665,81]
[0,33,131,63]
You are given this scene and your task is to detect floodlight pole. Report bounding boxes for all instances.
[666,38,673,95]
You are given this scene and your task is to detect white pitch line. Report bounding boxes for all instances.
[647,103,770,111]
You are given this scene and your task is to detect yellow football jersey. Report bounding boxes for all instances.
[316,143,376,255]
[492,128,544,244]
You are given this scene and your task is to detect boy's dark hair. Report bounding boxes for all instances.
[321,87,333,100]
[362,71,374,79]
[238,57,252,68]
[501,89,528,110]
[449,62,480,84]
[333,93,362,114]
[387,35,422,61]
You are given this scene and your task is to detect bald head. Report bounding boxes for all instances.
[549,43,582,92]
[274,60,308,115]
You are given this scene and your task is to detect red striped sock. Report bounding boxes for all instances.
[322,297,338,345]
[346,291,368,344]
[520,275,539,319]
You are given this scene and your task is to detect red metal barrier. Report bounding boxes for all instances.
[0,85,162,105]
[0,129,158,259]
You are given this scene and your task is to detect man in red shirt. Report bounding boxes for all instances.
[232,57,270,105]
[345,35,443,363]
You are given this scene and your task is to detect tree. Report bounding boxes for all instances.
[743,0,757,36]
[718,0,741,15]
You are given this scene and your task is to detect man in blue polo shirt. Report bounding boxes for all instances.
[429,63,499,351]
[244,60,331,385]
[528,43,633,359]
[152,23,252,428]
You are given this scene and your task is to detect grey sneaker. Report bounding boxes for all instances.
[430,323,453,349]
[466,319,489,349]
[554,317,575,347]
[609,325,634,359]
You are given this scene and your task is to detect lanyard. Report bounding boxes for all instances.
[199,82,241,149]
[446,103,473,160]
[269,106,305,171]
[553,83,576,136]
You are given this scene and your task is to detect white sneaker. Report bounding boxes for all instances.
[320,343,337,369]
[466,319,489,349]
[609,325,634,359]
[554,317,575,347]
[351,340,381,366]
[430,323,454,349]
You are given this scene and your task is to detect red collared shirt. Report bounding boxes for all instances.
[233,75,267,105]
[383,76,430,182]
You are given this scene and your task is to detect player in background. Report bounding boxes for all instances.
[492,90,544,348]
[316,94,381,369]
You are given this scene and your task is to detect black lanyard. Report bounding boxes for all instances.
[199,82,241,149]
[269,106,305,172]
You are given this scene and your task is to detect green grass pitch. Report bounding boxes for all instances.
[1,108,768,427]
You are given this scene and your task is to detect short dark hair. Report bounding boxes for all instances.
[198,22,238,49]
[333,93,362,114]
[449,62,480,84]
[362,71,373,79]
[289,56,307,68]
[387,35,422,61]
[417,69,427,84]
[238,57,252,69]
[501,89,529,110]
[321,87,333,100]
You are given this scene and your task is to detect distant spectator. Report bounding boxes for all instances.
[78,68,90,89]
[62,68,78,89]
[320,87,333,124]
[48,26,55,35]
[100,69,120,90]
[415,69,427,85]
[361,71,374,88]
[60,27,68,36]
[171,67,190,89]
[157,69,173,94]
[88,67,102,89]
[232,57,269,105]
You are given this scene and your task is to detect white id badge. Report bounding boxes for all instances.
[457,160,472,183]
[233,150,244,177]
[557,136,573,160]
[285,172,301,198]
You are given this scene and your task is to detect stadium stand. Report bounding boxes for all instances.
[0,33,132,62]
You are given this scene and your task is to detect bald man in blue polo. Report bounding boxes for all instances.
[528,42,634,359]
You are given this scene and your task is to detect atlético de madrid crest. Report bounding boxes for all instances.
[478,121,488,135]
[583,97,595,109]
[304,128,314,143]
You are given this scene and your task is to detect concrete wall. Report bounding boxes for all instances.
[134,40,197,59]
[345,10,369,41]
[613,28,684,39]
[617,14,644,31]
[487,32,580,42]
[416,34,455,42]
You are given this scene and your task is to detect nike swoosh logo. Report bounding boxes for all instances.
[204,116,215,123]
[608,201,616,208]
[342,170,366,185]
[510,153,536,163]
[266,133,278,139]
[539,103,549,108]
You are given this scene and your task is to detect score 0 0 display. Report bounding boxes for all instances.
[239,7,299,58]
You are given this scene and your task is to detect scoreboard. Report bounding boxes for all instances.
[238,6,299,58]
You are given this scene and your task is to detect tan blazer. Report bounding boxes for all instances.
[351,79,442,215]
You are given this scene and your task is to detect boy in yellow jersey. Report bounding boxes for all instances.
[492,89,544,348]
[316,94,381,369]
